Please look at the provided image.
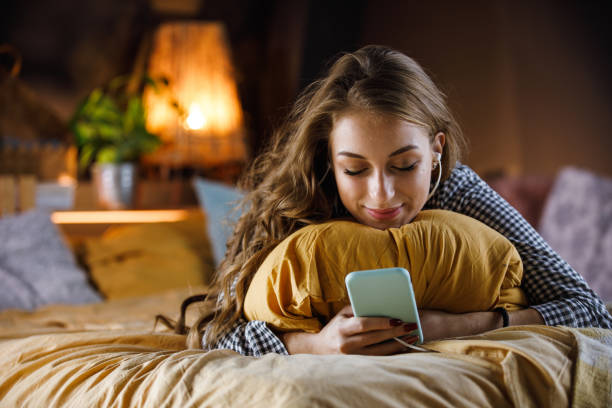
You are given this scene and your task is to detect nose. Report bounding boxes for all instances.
[368,170,395,204]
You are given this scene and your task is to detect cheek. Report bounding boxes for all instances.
[334,173,361,203]
[397,167,431,198]
[334,173,351,196]
[416,168,432,194]
[417,165,432,187]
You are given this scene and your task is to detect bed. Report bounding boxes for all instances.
[1,286,611,407]
[0,171,611,407]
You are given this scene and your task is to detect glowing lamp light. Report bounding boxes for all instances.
[144,22,247,167]
[185,103,207,130]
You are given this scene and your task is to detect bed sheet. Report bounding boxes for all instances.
[0,288,610,407]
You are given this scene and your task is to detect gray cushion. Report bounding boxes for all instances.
[0,209,101,310]
[539,167,612,301]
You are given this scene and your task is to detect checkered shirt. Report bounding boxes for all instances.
[206,163,612,356]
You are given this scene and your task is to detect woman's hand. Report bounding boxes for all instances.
[281,305,419,355]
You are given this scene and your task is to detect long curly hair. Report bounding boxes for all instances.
[183,45,467,348]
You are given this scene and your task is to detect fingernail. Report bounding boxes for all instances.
[404,323,417,332]
[390,319,402,326]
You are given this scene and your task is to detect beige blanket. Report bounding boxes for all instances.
[0,288,610,407]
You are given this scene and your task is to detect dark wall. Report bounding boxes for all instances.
[359,0,612,177]
[2,0,611,176]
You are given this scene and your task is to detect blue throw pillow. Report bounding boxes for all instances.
[192,177,244,266]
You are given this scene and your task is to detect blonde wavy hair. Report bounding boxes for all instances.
[174,45,467,348]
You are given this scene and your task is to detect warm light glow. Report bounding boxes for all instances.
[51,210,191,224]
[143,22,247,166]
[185,103,207,130]
[57,173,76,187]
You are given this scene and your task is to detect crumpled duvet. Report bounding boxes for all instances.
[0,288,610,407]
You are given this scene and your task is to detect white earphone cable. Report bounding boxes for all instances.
[426,159,442,201]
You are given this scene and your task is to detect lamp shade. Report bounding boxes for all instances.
[144,22,247,167]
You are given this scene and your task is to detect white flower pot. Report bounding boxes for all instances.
[91,163,137,209]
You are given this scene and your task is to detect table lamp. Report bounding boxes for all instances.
[143,22,247,169]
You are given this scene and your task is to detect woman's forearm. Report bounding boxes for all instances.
[280,331,318,354]
[282,308,546,354]
[508,307,545,326]
[459,308,545,336]
[420,307,545,341]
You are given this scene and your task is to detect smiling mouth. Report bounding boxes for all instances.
[366,206,402,220]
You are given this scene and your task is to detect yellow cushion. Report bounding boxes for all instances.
[244,209,527,333]
[83,213,215,299]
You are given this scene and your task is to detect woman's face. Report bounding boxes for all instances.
[330,110,444,229]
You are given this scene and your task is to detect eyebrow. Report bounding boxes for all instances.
[336,145,419,159]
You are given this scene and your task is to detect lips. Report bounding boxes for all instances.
[366,206,401,220]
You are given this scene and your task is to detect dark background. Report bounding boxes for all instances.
[2,0,612,177]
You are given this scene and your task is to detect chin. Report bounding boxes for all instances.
[361,218,402,230]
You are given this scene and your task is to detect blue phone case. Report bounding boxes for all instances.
[345,267,423,344]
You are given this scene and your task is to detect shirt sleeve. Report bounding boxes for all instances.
[427,163,612,328]
[204,318,289,356]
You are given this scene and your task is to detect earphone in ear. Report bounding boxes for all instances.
[434,152,442,162]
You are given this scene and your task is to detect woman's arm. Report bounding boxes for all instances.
[208,307,419,356]
[209,286,546,356]
[428,164,612,329]
[283,306,546,353]
[418,308,544,341]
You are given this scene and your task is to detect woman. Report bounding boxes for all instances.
[189,45,612,356]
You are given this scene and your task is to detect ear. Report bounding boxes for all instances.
[432,132,445,156]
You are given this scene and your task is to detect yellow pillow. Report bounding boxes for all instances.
[244,209,527,333]
[83,213,215,299]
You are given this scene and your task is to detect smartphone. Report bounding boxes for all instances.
[345,267,423,344]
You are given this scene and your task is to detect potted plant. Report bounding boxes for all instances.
[70,75,163,209]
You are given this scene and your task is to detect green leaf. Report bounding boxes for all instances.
[97,123,123,141]
[79,144,96,170]
[88,88,104,105]
[124,97,145,133]
[73,122,96,145]
[96,147,119,163]
[89,96,122,123]
[108,75,128,93]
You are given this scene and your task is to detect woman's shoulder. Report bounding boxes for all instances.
[428,162,491,210]
[444,163,483,188]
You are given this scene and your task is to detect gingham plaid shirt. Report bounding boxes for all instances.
[207,163,612,356]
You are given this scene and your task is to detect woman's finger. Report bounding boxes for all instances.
[343,323,418,350]
[354,336,419,356]
[341,315,417,336]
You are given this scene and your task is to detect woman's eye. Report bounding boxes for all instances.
[343,168,366,176]
[392,162,417,172]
